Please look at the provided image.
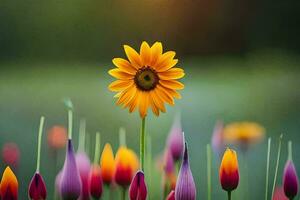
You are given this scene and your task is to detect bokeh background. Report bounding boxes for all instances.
[0,0,300,199]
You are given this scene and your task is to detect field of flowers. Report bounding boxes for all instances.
[0,50,299,200]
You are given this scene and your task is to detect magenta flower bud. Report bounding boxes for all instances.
[76,152,91,200]
[28,172,47,200]
[167,115,184,161]
[89,165,103,199]
[129,171,147,200]
[60,139,82,200]
[175,142,196,200]
[283,160,299,199]
[211,120,225,156]
[166,190,175,200]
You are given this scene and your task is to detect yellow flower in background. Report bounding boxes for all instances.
[108,41,185,118]
[100,143,115,185]
[223,122,265,148]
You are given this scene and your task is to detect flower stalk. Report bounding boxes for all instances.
[36,116,45,172]
[265,137,271,200]
[140,117,146,171]
[93,132,101,164]
[271,134,283,199]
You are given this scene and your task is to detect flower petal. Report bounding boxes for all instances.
[158,68,185,80]
[138,92,149,118]
[112,58,137,75]
[156,59,178,72]
[156,85,174,105]
[108,80,134,92]
[108,69,134,80]
[153,51,176,70]
[140,41,152,66]
[129,91,141,113]
[117,86,137,106]
[159,80,184,90]
[150,91,166,113]
[150,42,163,65]
[124,45,142,69]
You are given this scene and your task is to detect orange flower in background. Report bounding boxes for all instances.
[223,122,265,149]
[114,146,139,187]
[47,126,68,149]
[108,41,185,118]
[219,148,239,192]
[0,166,18,200]
[100,143,115,185]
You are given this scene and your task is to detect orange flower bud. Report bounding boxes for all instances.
[219,148,239,192]
[100,143,115,185]
[0,166,18,200]
[114,146,139,187]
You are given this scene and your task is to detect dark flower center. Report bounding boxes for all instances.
[134,67,159,91]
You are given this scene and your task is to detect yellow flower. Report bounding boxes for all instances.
[223,122,265,147]
[100,143,115,185]
[108,41,185,118]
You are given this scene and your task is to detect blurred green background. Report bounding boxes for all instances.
[0,0,300,199]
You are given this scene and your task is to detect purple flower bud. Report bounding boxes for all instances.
[283,160,299,199]
[175,142,196,200]
[164,149,175,175]
[55,170,63,196]
[129,171,147,200]
[166,190,175,200]
[211,120,225,156]
[167,115,184,161]
[60,139,82,200]
[28,172,47,200]
[76,152,91,200]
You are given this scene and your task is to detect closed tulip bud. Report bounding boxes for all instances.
[89,165,103,199]
[283,160,298,199]
[166,190,175,200]
[167,115,184,161]
[76,152,91,200]
[28,172,47,200]
[219,148,239,192]
[129,171,147,200]
[283,141,299,200]
[60,139,82,200]
[0,166,18,200]
[175,142,196,200]
[100,143,115,185]
[114,146,139,187]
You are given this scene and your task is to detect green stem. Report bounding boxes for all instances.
[140,117,146,171]
[93,132,101,164]
[265,137,271,200]
[119,127,126,147]
[207,144,212,200]
[227,191,231,200]
[146,134,152,199]
[288,140,292,161]
[68,109,73,139]
[271,134,283,199]
[78,119,86,152]
[36,116,45,172]
[121,188,126,200]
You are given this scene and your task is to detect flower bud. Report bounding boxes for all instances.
[60,139,82,200]
[166,190,175,200]
[219,148,239,192]
[283,160,299,199]
[175,142,196,200]
[167,115,184,161]
[0,166,18,200]
[129,171,147,200]
[89,165,103,199]
[28,172,47,200]
[100,143,115,185]
[76,152,91,200]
